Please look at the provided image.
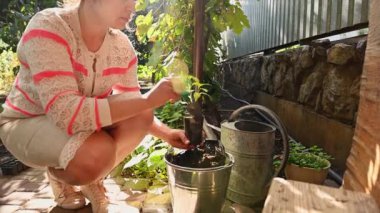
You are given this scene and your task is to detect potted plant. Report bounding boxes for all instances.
[284,140,333,184]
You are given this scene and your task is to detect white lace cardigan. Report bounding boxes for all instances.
[0,6,141,169]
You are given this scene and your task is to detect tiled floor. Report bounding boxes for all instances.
[0,167,340,213]
[0,168,146,213]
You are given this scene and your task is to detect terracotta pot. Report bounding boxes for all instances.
[284,162,330,184]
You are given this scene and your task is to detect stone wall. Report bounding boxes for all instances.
[217,39,367,172]
[218,39,366,125]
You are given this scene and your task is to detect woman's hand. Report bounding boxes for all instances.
[165,129,190,149]
[144,77,180,108]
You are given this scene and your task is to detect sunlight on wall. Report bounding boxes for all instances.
[366,145,380,193]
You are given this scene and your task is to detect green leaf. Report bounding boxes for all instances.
[136,10,154,42]
[136,0,148,11]
[147,41,163,67]
[123,152,148,169]
[123,178,151,191]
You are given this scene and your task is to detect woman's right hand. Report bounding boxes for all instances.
[144,77,180,108]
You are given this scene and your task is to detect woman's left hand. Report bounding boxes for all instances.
[165,129,190,149]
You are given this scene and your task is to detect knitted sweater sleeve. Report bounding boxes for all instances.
[19,10,112,135]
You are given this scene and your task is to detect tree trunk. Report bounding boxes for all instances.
[343,0,380,206]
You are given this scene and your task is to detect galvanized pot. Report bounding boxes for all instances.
[165,153,234,213]
[221,104,289,208]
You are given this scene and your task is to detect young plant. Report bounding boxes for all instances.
[287,139,333,170]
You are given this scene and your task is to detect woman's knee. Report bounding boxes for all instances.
[64,131,117,185]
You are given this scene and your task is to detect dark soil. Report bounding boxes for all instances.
[166,140,227,168]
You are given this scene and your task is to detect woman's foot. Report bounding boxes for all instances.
[81,180,121,213]
[47,170,86,209]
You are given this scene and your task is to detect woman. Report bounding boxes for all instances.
[0,0,189,212]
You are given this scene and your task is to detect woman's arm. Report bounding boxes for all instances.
[108,77,179,124]
[149,116,190,149]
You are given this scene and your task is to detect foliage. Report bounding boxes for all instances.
[134,0,250,101]
[109,137,170,189]
[0,0,62,51]
[0,44,19,94]
[155,101,186,129]
[287,140,333,170]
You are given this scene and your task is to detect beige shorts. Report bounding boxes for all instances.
[0,115,92,170]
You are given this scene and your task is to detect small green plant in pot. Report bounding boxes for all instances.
[285,140,333,184]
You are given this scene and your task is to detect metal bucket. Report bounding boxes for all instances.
[221,105,289,208]
[165,153,234,213]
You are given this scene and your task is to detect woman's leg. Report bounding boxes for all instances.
[49,109,154,186]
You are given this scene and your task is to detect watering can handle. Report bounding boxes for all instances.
[228,104,289,177]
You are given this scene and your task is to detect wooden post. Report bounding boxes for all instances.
[193,0,205,81]
[343,0,380,205]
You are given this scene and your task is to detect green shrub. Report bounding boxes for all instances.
[0,45,18,95]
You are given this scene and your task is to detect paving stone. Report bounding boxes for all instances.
[0,192,34,205]
[49,205,91,213]
[104,183,121,193]
[125,191,147,202]
[18,168,46,177]
[0,179,29,197]
[107,190,129,201]
[15,181,48,193]
[112,201,140,213]
[0,204,20,213]
[33,185,54,199]
[22,198,55,210]
[13,173,49,184]
[14,210,45,213]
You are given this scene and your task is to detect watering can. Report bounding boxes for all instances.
[221,104,289,208]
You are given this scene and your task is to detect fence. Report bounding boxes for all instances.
[222,0,369,59]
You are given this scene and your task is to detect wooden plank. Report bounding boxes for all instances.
[343,0,380,206]
[263,178,380,213]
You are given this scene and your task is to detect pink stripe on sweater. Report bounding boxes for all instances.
[22,29,71,53]
[22,29,88,76]
[102,56,138,76]
[102,67,128,76]
[67,96,86,135]
[5,99,38,117]
[127,56,138,69]
[72,60,88,76]
[15,77,37,105]
[33,71,75,84]
[45,90,80,113]
[19,59,30,69]
[97,88,113,99]
[112,84,140,93]
[94,97,101,131]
